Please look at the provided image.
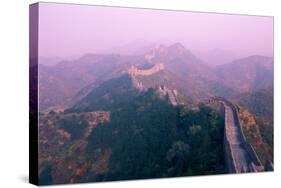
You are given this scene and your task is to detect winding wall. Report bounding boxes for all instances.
[207,97,263,173]
[128,63,164,76]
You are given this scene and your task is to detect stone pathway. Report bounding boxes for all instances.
[225,105,251,172]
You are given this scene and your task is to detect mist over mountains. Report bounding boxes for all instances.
[39,43,273,112]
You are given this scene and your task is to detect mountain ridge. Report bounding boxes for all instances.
[39,42,274,112]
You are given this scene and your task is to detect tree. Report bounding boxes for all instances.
[166,141,190,175]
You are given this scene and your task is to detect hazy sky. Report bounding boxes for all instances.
[38,2,273,60]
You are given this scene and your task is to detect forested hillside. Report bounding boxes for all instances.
[39,89,225,184]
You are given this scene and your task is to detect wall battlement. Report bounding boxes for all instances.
[207,97,264,173]
[128,63,164,76]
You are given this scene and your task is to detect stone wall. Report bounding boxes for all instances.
[157,85,178,106]
[224,135,238,173]
[231,103,263,167]
[128,63,164,76]
[213,97,263,173]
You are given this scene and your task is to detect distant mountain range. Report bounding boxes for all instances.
[235,86,273,118]
[39,56,63,66]
[39,43,273,112]
[215,55,273,94]
[194,48,238,66]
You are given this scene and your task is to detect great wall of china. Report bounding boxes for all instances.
[128,63,273,173]
[128,63,164,76]
[157,85,181,106]
[206,97,271,173]
[128,64,181,106]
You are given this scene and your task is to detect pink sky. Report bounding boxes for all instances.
[38,2,273,60]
